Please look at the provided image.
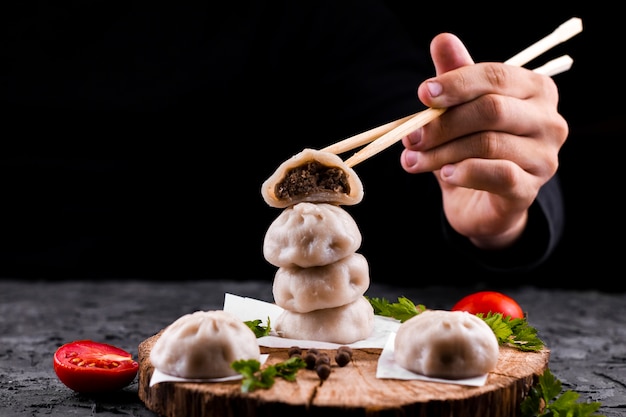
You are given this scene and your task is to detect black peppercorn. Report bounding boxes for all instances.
[316,363,331,380]
[335,350,351,367]
[304,352,318,370]
[288,346,302,357]
[315,353,330,367]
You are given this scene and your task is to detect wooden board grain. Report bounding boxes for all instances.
[138,333,549,417]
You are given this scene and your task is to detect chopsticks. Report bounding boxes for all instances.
[323,17,583,168]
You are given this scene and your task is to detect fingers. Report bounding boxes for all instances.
[418,63,560,109]
[429,33,474,75]
[437,158,540,201]
[402,131,555,176]
[401,95,567,176]
[401,136,558,188]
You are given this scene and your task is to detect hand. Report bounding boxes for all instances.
[401,33,568,249]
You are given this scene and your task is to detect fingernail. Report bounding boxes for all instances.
[406,128,422,146]
[404,151,418,168]
[441,164,455,177]
[427,81,443,97]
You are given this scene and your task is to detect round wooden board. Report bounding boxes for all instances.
[138,332,549,417]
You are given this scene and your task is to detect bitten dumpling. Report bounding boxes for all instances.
[273,253,370,313]
[150,310,260,379]
[263,202,362,268]
[275,296,374,344]
[261,148,364,208]
[394,310,499,379]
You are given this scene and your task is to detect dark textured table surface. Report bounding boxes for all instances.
[1,279,625,417]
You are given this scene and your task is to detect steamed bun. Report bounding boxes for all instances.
[261,148,364,208]
[263,202,361,268]
[275,296,374,344]
[394,310,499,379]
[273,253,370,313]
[150,310,260,379]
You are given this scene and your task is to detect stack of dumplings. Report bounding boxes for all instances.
[262,149,374,344]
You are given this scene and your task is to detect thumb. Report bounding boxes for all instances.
[430,33,474,75]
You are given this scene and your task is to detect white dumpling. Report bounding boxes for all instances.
[273,253,370,313]
[263,202,362,268]
[261,148,364,208]
[275,296,374,344]
[150,310,260,379]
[394,310,499,379]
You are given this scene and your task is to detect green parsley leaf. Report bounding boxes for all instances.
[272,356,306,381]
[244,317,271,338]
[520,368,605,417]
[479,312,544,352]
[231,356,306,393]
[366,296,426,323]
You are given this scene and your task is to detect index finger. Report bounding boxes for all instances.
[418,63,555,109]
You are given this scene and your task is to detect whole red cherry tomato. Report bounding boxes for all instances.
[451,291,524,319]
[53,340,139,393]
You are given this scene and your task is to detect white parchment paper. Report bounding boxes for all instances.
[149,354,269,387]
[223,293,399,349]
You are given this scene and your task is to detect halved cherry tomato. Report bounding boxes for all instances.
[53,340,139,393]
[451,291,524,319]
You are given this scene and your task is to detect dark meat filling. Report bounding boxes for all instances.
[275,161,350,200]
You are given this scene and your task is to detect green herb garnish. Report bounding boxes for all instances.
[366,296,426,323]
[479,312,544,352]
[244,317,271,338]
[231,356,306,393]
[520,368,605,417]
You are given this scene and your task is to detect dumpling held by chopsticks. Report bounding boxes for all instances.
[261,148,364,208]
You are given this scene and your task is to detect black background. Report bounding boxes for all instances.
[2,3,622,290]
